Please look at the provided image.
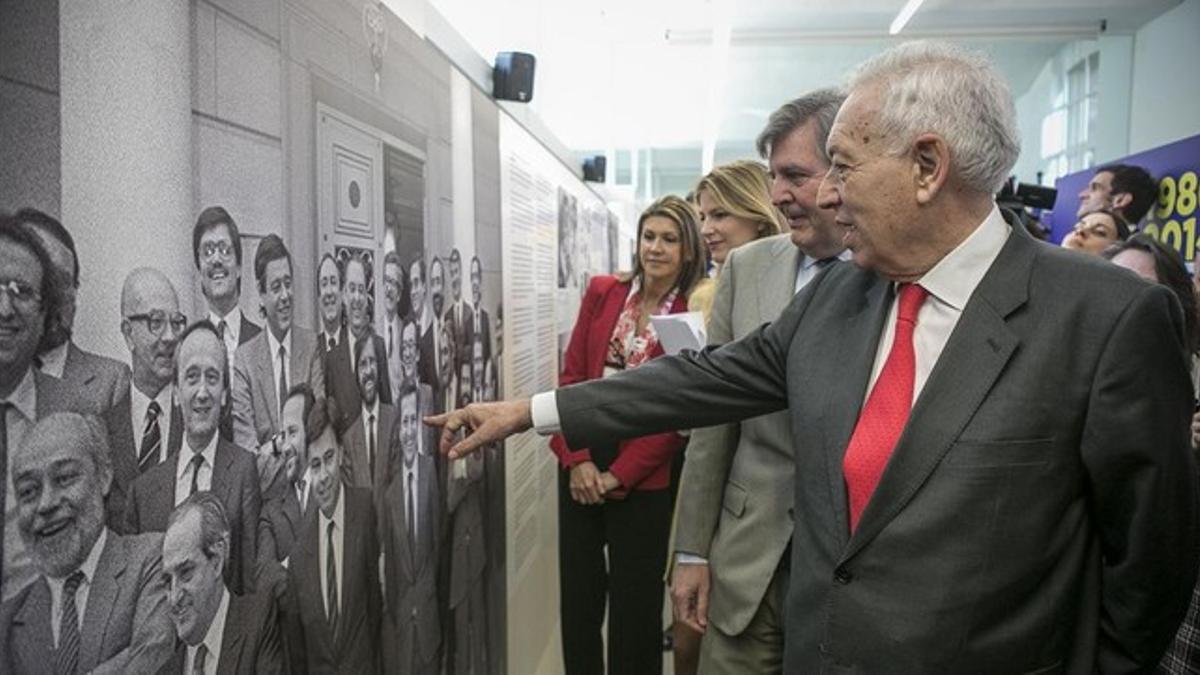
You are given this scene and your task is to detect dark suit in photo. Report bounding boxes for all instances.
[101,388,183,535]
[323,331,392,431]
[0,531,174,674]
[284,487,381,674]
[125,439,262,595]
[552,222,1199,672]
[446,451,487,675]
[155,591,283,675]
[42,341,130,413]
[256,483,307,599]
[342,402,396,495]
[381,452,443,674]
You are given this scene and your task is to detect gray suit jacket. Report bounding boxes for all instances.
[343,402,397,494]
[672,235,800,635]
[1,531,174,675]
[231,326,325,453]
[555,223,1199,672]
[125,439,262,595]
[49,341,130,413]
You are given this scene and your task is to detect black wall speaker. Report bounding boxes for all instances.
[583,155,606,182]
[494,52,536,103]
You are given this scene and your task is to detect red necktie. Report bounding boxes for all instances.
[843,283,929,533]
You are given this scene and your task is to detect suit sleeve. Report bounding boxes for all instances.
[555,267,826,453]
[549,277,610,468]
[671,251,744,557]
[231,355,259,451]
[256,507,286,601]
[308,341,327,400]
[254,594,285,675]
[240,457,263,595]
[1084,284,1200,670]
[91,535,174,675]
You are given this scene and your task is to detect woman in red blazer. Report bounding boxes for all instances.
[550,195,706,675]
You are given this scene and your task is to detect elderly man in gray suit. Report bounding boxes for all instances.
[432,42,1199,672]
[159,492,283,674]
[669,88,848,674]
[232,234,324,498]
[2,412,174,674]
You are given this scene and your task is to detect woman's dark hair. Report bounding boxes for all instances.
[1103,233,1199,354]
[621,195,706,298]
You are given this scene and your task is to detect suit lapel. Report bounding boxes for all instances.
[843,229,1032,561]
[212,440,236,503]
[218,600,247,675]
[12,579,54,673]
[817,277,893,542]
[80,534,123,670]
[589,280,627,378]
[252,333,279,430]
[757,238,799,324]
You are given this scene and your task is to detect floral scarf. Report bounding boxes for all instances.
[603,278,679,375]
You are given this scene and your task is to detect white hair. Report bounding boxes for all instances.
[847,41,1020,195]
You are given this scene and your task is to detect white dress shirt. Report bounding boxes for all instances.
[322,328,339,352]
[208,307,244,370]
[48,529,107,647]
[184,587,230,675]
[402,458,421,541]
[175,434,219,506]
[3,367,37,601]
[794,249,854,294]
[130,383,174,466]
[318,489,346,619]
[265,327,293,419]
[361,399,380,472]
[532,207,1011,434]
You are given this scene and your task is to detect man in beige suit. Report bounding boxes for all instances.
[232,234,324,497]
[669,89,847,674]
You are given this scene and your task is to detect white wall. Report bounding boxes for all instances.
[1014,0,1200,183]
[1011,35,1133,185]
[1129,0,1200,153]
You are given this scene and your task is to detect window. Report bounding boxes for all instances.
[1040,51,1099,185]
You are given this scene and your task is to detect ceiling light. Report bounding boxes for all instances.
[890,0,929,35]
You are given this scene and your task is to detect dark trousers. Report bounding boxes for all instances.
[558,469,672,675]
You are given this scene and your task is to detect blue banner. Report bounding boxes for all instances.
[1047,133,1200,263]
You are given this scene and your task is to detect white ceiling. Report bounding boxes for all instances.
[430,0,1179,153]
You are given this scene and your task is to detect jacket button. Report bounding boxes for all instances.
[834,567,852,584]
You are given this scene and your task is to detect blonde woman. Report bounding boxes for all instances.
[688,160,787,322]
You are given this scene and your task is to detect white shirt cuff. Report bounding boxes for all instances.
[675,552,709,565]
[530,391,561,435]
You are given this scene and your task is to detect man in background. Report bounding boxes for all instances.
[324,254,391,430]
[382,251,405,403]
[231,234,324,497]
[343,336,395,493]
[671,88,848,674]
[408,255,438,388]
[1077,163,1158,228]
[125,323,261,595]
[192,206,261,372]
[316,253,344,356]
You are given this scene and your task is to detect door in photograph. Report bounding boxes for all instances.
[318,105,385,334]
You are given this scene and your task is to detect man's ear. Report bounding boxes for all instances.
[912,133,951,205]
[1112,191,1133,211]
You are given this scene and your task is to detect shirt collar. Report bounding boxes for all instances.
[2,366,37,422]
[265,325,292,361]
[318,484,346,531]
[47,528,107,594]
[131,381,173,419]
[37,342,69,378]
[362,398,379,422]
[798,248,853,270]
[914,205,1010,311]
[195,586,230,665]
[208,307,242,342]
[178,433,219,481]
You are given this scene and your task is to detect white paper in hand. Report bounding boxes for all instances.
[650,312,707,355]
